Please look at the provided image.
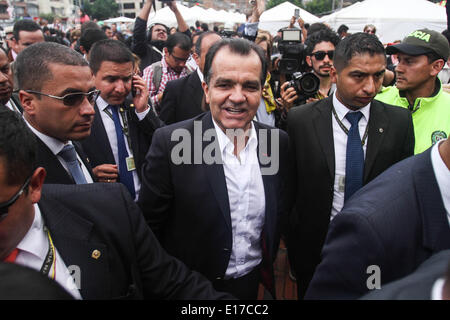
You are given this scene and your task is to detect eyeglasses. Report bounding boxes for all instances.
[365,29,376,34]
[311,50,334,61]
[24,89,100,107]
[0,175,32,216]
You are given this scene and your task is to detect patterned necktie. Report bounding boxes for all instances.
[3,248,19,263]
[344,111,364,202]
[109,105,136,199]
[58,144,88,184]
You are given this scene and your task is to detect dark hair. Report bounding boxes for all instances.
[81,21,100,35]
[80,29,108,53]
[337,24,349,35]
[203,38,267,86]
[16,42,88,91]
[307,23,331,37]
[89,39,134,74]
[195,31,219,56]
[0,108,37,185]
[333,32,386,72]
[165,32,192,54]
[201,23,209,32]
[305,29,340,56]
[101,25,111,32]
[13,19,42,41]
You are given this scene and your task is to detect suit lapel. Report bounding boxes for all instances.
[413,150,450,252]
[35,137,74,184]
[188,71,204,109]
[202,113,232,230]
[92,103,116,164]
[313,98,335,179]
[39,192,110,300]
[73,141,95,181]
[364,101,389,182]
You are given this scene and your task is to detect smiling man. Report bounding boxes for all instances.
[138,38,289,299]
[17,42,96,185]
[286,32,415,299]
[376,28,450,154]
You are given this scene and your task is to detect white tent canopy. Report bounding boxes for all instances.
[147,4,245,27]
[320,0,447,44]
[103,16,135,24]
[259,1,320,36]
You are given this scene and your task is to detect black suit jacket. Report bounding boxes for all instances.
[305,149,450,299]
[39,183,234,300]
[286,97,415,298]
[34,136,94,184]
[159,71,205,125]
[360,250,450,300]
[80,100,162,182]
[138,112,289,294]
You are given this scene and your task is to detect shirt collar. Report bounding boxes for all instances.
[16,204,47,259]
[333,92,371,122]
[431,139,450,219]
[96,95,110,111]
[24,118,71,155]
[212,115,258,156]
[197,68,204,83]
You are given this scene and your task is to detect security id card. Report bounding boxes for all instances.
[126,156,136,171]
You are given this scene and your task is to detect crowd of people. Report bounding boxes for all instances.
[0,0,450,301]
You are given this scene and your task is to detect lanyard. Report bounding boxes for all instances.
[332,106,369,147]
[104,106,133,148]
[40,226,56,280]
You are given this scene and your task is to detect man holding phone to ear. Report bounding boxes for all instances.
[81,40,162,201]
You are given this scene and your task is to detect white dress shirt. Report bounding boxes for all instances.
[15,204,82,299]
[331,93,370,220]
[213,119,266,279]
[96,96,150,200]
[25,119,94,183]
[431,139,450,226]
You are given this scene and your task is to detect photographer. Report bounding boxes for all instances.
[279,28,340,110]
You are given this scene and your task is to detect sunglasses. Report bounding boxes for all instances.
[0,175,32,216]
[24,89,100,107]
[365,30,376,34]
[311,50,334,61]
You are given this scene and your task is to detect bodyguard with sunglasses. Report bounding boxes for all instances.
[16,42,97,185]
[286,33,414,299]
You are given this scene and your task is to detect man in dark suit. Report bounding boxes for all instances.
[360,250,450,300]
[306,137,450,299]
[159,31,222,125]
[81,39,162,200]
[286,32,415,299]
[138,38,289,299]
[17,42,96,184]
[0,108,233,300]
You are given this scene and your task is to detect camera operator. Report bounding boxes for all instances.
[279,28,340,110]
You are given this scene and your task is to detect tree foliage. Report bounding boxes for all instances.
[266,0,304,10]
[83,0,119,21]
[304,0,333,15]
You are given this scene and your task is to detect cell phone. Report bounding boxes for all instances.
[294,9,300,19]
[131,79,137,98]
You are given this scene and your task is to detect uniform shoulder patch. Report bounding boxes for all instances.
[431,131,448,145]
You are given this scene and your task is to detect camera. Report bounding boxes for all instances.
[278,29,320,101]
[286,72,320,102]
[278,29,306,74]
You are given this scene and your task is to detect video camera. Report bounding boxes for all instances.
[278,29,320,101]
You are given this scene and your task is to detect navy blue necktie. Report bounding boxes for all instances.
[109,105,136,199]
[344,111,364,202]
[58,144,88,184]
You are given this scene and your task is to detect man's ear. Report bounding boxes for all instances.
[330,66,338,83]
[201,80,210,104]
[306,55,312,68]
[431,59,445,77]
[18,90,36,115]
[29,167,46,204]
[163,47,169,56]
